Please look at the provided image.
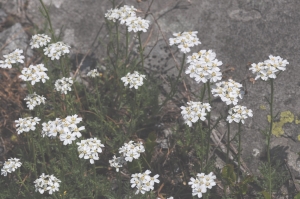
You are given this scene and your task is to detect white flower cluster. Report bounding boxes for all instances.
[44,41,70,60]
[15,117,41,134]
[109,141,145,172]
[41,114,85,145]
[249,55,289,81]
[211,79,243,105]
[130,170,160,195]
[24,92,46,110]
[1,158,22,176]
[54,77,73,94]
[169,31,201,54]
[121,71,146,89]
[30,34,51,49]
[34,173,61,195]
[158,197,173,199]
[0,49,25,69]
[105,5,150,32]
[19,64,49,85]
[226,105,253,124]
[186,50,223,83]
[180,101,211,127]
[87,69,100,78]
[77,138,105,164]
[188,172,216,198]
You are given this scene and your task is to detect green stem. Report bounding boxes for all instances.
[267,79,274,197]
[39,0,56,42]
[205,82,211,167]
[93,164,98,197]
[125,28,129,59]
[138,32,144,70]
[237,122,242,182]
[116,22,119,61]
[226,105,231,164]
[17,169,30,194]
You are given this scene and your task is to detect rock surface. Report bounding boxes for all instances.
[1,0,300,178]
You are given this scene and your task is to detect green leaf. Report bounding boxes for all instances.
[144,132,156,166]
[221,164,236,186]
[294,192,300,199]
[261,191,271,199]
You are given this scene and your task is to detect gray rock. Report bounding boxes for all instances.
[0,23,32,57]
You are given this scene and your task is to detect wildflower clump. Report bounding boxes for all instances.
[33,173,61,194]
[41,114,85,145]
[19,64,49,85]
[0,49,25,68]
[87,69,100,78]
[109,155,126,172]
[15,117,41,134]
[211,79,243,105]
[77,138,105,164]
[180,101,211,127]
[185,50,223,83]
[54,77,73,94]
[250,55,289,81]
[30,34,51,49]
[130,170,160,195]
[169,31,201,53]
[227,105,253,124]
[1,158,22,176]
[188,172,216,198]
[44,41,70,60]
[121,71,146,89]
[24,92,46,110]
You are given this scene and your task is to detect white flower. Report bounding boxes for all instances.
[1,158,22,176]
[19,64,49,85]
[249,55,289,81]
[226,105,253,124]
[169,31,201,54]
[87,69,100,78]
[126,16,150,32]
[0,49,25,68]
[188,172,216,198]
[54,77,73,94]
[34,173,61,195]
[24,92,46,110]
[44,41,70,60]
[121,71,146,89]
[77,138,105,164]
[118,141,145,162]
[130,170,160,195]
[211,79,243,105]
[30,34,51,49]
[15,117,41,134]
[181,101,211,127]
[109,155,125,172]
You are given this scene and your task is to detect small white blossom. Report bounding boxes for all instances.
[226,105,253,124]
[130,170,160,195]
[54,77,73,94]
[109,155,126,172]
[87,69,100,78]
[249,55,289,81]
[119,141,145,162]
[77,138,105,164]
[15,117,41,134]
[19,64,49,85]
[1,158,22,176]
[188,172,216,198]
[30,34,51,49]
[169,31,201,54]
[44,41,70,60]
[126,16,150,32]
[24,92,46,110]
[121,71,146,89]
[0,49,25,68]
[181,101,211,127]
[34,173,61,195]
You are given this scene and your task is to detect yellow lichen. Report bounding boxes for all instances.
[295,116,300,124]
[267,111,294,137]
[260,105,266,110]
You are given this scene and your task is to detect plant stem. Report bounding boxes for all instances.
[138,32,144,70]
[125,28,129,59]
[205,81,211,167]
[267,79,274,197]
[17,170,30,194]
[226,105,231,164]
[237,122,242,182]
[39,0,56,42]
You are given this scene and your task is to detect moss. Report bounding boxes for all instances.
[267,111,294,137]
